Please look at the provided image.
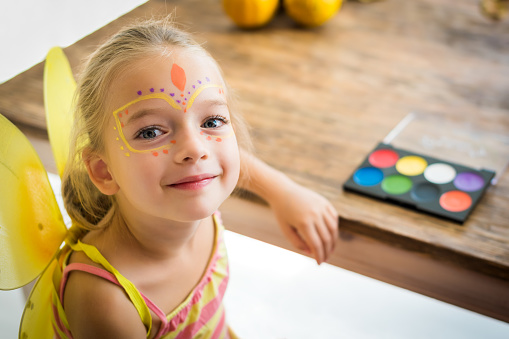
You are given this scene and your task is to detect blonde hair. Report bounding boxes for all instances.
[62,17,251,231]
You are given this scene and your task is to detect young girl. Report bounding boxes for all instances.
[56,17,338,338]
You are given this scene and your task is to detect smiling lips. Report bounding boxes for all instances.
[169,174,217,190]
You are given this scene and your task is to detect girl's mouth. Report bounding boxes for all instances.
[169,174,216,190]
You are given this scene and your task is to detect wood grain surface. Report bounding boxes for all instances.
[1,0,508,307]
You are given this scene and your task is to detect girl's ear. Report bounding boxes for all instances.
[83,149,119,195]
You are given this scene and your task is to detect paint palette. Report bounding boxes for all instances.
[343,142,496,223]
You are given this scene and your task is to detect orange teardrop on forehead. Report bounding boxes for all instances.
[171,64,186,92]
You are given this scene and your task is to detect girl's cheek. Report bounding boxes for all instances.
[145,129,236,158]
[199,121,236,143]
[199,130,233,143]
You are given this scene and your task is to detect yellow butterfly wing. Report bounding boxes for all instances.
[0,47,75,337]
[0,114,68,338]
[44,47,76,178]
[0,114,67,291]
[18,48,77,338]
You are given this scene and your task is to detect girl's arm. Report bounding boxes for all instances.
[238,149,339,265]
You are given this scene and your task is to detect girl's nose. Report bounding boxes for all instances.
[173,127,209,163]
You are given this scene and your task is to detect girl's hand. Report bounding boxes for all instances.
[239,150,339,264]
[267,178,339,265]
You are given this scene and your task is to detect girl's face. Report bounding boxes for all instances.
[100,51,240,223]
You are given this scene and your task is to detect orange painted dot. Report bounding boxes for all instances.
[125,109,129,115]
[184,108,187,113]
[121,123,124,128]
[163,149,168,154]
[181,94,184,97]
[200,131,204,135]
[207,136,212,141]
[216,138,222,142]
[119,113,122,118]
[153,152,158,157]
[182,102,186,105]
[171,140,176,144]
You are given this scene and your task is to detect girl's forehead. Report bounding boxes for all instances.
[107,52,224,111]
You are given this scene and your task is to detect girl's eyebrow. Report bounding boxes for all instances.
[122,96,227,125]
[125,108,166,125]
[200,98,228,107]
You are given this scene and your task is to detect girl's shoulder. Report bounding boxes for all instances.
[62,256,147,338]
[61,229,150,337]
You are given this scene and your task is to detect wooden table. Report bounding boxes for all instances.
[1,0,508,322]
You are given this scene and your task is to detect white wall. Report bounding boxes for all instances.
[0,0,147,83]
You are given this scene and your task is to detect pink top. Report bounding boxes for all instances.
[51,213,234,339]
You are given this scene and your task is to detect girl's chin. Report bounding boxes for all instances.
[169,205,221,223]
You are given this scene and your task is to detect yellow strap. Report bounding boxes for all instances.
[52,288,70,330]
[51,316,70,339]
[52,287,72,338]
[69,240,153,337]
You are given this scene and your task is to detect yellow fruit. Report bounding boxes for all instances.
[284,0,342,27]
[222,0,280,29]
[480,0,509,21]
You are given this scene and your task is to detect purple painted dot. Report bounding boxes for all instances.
[170,93,175,97]
[206,77,210,82]
[150,88,154,92]
[198,80,202,84]
[192,85,196,89]
[160,88,164,92]
[453,172,485,192]
[188,92,191,94]
[184,98,187,101]
[176,100,181,103]
[137,91,142,95]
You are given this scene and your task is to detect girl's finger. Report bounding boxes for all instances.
[279,222,310,253]
[314,218,333,262]
[298,225,324,264]
[324,206,339,251]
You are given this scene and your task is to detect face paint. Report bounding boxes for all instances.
[171,63,186,92]
[112,93,181,157]
[112,64,233,157]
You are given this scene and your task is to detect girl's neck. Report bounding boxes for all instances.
[90,206,207,263]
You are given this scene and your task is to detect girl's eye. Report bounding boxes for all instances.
[202,116,229,129]
[136,127,163,140]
